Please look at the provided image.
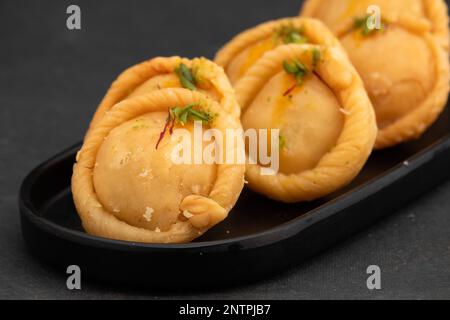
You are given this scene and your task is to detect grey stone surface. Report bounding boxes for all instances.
[1,0,449,299]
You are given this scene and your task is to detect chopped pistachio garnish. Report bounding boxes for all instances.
[275,24,308,45]
[312,48,321,69]
[155,103,214,149]
[283,59,309,81]
[192,58,214,89]
[279,135,287,150]
[170,104,213,125]
[175,63,197,90]
[353,14,385,36]
[282,59,309,96]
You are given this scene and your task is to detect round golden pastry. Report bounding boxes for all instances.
[214,17,344,85]
[89,56,240,130]
[301,0,450,149]
[235,44,377,203]
[72,88,245,243]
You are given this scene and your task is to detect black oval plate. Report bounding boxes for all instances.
[20,107,450,288]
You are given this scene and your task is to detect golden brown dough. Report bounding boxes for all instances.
[235,44,377,202]
[72,58,245,244]
[89,56,240,130]
[301,0,450,149]
[214,17,344,85]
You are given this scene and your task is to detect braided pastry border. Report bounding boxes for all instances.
[72,88,245,243]
[301,0,450,149]
[375,32,449,148]
[235,44,377,202]
[214,17,345,81]
[89,56,240,131]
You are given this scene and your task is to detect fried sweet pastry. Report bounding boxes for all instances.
[301,0,450,149]
[235,44,377,202]
[89,56,240,130]
[214,17,343,85]
[72,88,245,243]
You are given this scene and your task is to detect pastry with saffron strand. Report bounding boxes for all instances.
[72,60,245,243]
[234,44,377,202]
[89,56,240,130]
[214,17,343,85]
[301,0,450,149]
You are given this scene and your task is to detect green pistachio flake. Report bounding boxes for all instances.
[155,103,213,149]
[283,59,309,85]
[279,135,287,150]
[353,14,385,36]
[170,103,213,125]
[312,48,321,69]
[276,25,308,44]
[175,63,197,91]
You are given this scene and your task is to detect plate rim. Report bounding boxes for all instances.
[20,133,450,252]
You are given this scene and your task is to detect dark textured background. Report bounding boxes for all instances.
[1,0,450,299]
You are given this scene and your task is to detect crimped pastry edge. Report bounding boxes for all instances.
[89,56,241,131]
[214,17,345,79]
[301,0,450,149]
[72,88,245,243]
[235,44,377,202]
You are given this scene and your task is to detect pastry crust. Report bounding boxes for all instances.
[301,0,450,149]
[235,44,377,202]
[214,17,344,84]
[89,56,240,131]
[72,88,245,243]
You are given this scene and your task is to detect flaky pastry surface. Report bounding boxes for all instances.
[72,88,245,243]
[235,44,377,202]
[89,56,240,131]
[214,17,345,85]
[301,0,450,149]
